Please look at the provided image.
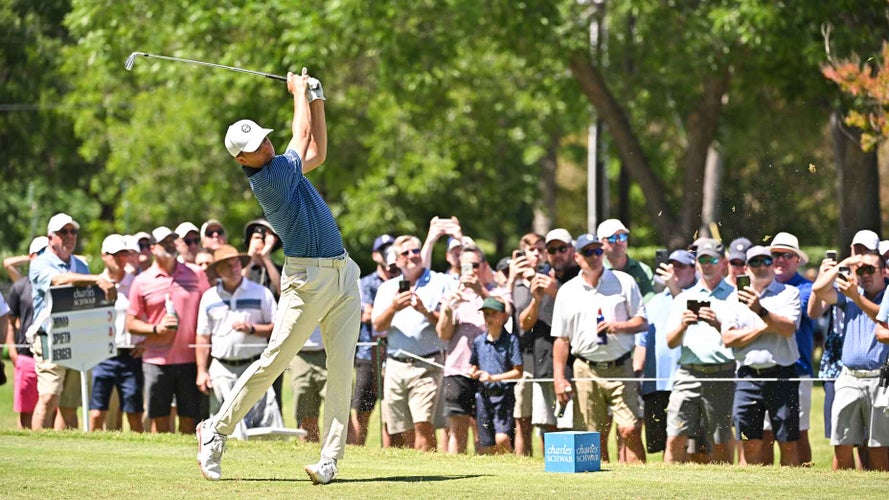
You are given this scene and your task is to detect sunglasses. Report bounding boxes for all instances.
[183,237,200,246]
[856,265,877,276]
[771,252,797,261]
[605,233,629,244]
[56,228,79,236]
[205,229,225,237]
[547,245,569,255]
[400,248,421,257]
[466,262,482,269]
[729,260,746,267]
[697,255,719,265]
[580,247,604,257]
[747,257,773,268]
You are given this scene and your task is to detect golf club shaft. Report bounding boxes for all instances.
[393,350,473,378]
[125,52,286,81]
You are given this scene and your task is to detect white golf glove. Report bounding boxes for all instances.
[306,77,326,102]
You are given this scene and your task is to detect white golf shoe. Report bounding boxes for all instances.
[304,458,338,485]
[196,420,227,481]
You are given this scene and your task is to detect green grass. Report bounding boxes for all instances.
[2,370,887,498]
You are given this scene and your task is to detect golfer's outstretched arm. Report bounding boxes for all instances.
[286,70,327,173]
[302,99,327,173]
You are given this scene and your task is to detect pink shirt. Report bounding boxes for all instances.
[128,261,209,365]
[444,286,510,376]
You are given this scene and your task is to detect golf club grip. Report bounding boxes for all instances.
[266,73,287,81]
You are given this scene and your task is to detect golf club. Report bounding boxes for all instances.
[125,51,287,81]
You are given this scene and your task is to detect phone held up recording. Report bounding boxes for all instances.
[398,280,411,293]
[736,275,750,291]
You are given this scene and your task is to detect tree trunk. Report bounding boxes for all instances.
[832,110,881,256]
[701,145,724,239]
[533,133,559,235]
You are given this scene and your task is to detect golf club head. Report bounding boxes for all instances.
[124,52,145,71]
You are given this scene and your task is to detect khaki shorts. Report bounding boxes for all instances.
[383,356,442,434]
[513,371,533,419]
[289,350,327,421]
[32,335,84,407]
[572,358,640,431]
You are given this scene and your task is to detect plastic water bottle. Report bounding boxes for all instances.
[164,293,178,331]
[596,308,607,345]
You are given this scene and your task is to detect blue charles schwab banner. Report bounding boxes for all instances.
[42,285,117,371]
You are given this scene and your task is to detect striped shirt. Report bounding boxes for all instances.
[197,277,277,361]
[244,149,344,258]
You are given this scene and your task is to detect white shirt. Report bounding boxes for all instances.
[551,269,647,361]
[197,278,277,361]
[100,270,140,348]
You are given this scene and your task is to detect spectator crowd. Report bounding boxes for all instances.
[3,212,889,470]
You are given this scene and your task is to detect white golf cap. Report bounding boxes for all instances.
[880,240,889,256]
[101,234,129,255]
[151,226,178,243]
[851,229,879,251]
[596,219,629,240]
[545,228,573,245]
[174,222,200,237]
[28,236,49,255]
[224,119,273,157]
[47,213,80,234]
[123,235,141,252]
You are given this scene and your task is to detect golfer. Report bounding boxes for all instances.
[197,68,361,485]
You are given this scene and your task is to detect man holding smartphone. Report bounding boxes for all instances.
[372,235,454,451]
[663,239,736,463]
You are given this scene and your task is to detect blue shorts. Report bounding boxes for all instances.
[475,389,515,448]
[89,351,144,413]
[733,365,799,442]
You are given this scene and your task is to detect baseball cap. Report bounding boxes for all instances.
[174,222,200,237]
[573,233,601,251]
[447,236,476,251]
[668,250,695,266]
[851,229,879,252]
[880,240,889,256]
[123,235,141,252]
[769,231,809,264]
[373,234,395,252]
[695,238,724,259]
[746,245,771,261]
[728,237,753,262]
[545,228,573,245]
[200,219,226,238]
[101,234,129,255]
[495,257,511,273]
[385,246,398,266]
[47,213,80,234]
[224,119,273,157]
[151,226,178,243]
[478,297,506,312]
[28,236,49,255]
[596,219,629,240]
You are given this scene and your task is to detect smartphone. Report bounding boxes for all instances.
[461,262,474,277]
[687,299,701,314]
[514,250,526,259]
[698,300,711,310]
[655,248,669,269]
[398,280,411,293]
[736,275,750,290]
[838,266,851,281]
[825,250,837,261]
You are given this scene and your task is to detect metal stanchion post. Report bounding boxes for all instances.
[376,338,384,448]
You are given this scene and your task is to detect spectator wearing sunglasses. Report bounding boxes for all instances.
[663,241,736,464]
[29,213,118,430]
[721,245,802,466]
[811,251,888,470]
[241,218,282,298]
[727,237,753,288]
[552,232,649,463]
[200,219,228,251]
[372,235,454,451]
[597,219,655,303]
[174,222,203,266]
[763,232,815,466]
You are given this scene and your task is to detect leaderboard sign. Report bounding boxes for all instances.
[42,285,117,371]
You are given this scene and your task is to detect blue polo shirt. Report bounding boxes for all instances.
[838,290,888,370]
[784,273,815,376]
[29,249,91,323]
[470,330,523,395]
[244,150,344,258]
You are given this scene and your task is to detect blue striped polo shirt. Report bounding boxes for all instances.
[244,150,344,258]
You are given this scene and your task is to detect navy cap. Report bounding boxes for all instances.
[668,250,695,266]
[728,237,752,262]
[373,234,395,252]
[573,233,601,251]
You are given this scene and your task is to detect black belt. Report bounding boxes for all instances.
[580,351,632,369]
[117,347,134,357]
[215,354,262,367]
[740,364,793,377]
[680,362,735,374]
[389,352,440,364]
